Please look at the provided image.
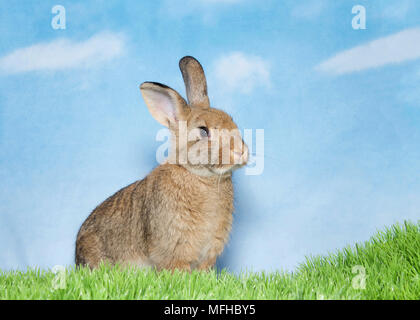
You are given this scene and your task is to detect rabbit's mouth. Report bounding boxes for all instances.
[208,145,249,175]
[183,162,242,178]
[208,166,233,176]
[181,142,249,177]
[208,162,247,176]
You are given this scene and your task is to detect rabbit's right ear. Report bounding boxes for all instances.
[140,82,189,128]
[179,56,210,109]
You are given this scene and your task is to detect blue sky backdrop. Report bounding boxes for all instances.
[0,0,419,272]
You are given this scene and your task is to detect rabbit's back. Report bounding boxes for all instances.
[75,163,234,270]
[75,178,151,268]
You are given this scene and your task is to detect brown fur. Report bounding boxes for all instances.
[75,56,248,271]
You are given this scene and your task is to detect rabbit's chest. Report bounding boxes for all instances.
[189,198,233,266]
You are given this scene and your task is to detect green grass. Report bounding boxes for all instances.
[1,221,419,300]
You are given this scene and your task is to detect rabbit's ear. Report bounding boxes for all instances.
[179,56,210,109]
[140,82,189,128]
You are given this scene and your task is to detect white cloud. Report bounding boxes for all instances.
[212,52,271,94]
[0,32,125,74]
[315,28,420,75]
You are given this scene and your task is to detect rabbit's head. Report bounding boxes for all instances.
[140,56,248,177]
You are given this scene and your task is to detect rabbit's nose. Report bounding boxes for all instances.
[242,144,249,164]
[232,144,249,165]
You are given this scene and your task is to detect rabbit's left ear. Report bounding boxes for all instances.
[140,82,189,128]
[179,56,210,109]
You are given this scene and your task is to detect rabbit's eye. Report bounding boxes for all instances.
[198,126,209,138]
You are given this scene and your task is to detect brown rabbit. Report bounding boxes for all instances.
[75,56,248,271]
